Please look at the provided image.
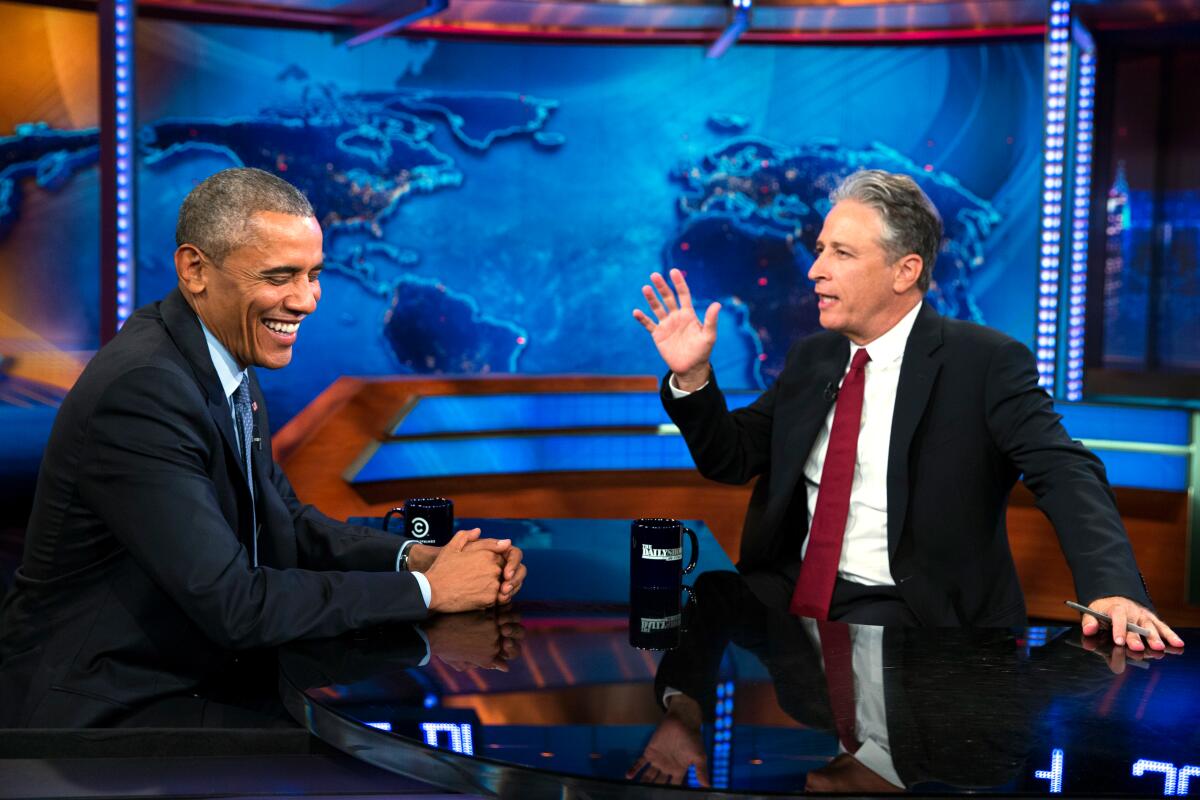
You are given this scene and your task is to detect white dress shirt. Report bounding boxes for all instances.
[670,301,923,587]
[198,322,431,607]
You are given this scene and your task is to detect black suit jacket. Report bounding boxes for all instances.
[0,289,425,726]
[663,303,1150,625]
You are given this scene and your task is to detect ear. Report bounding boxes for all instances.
[892,253,924,294]
[175,244,207,297]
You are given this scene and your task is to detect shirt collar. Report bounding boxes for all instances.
[850,300,923,367]
[199,321,247,401]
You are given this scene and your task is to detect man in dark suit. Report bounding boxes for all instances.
[0,167,526,726]
[633,169,1181,647]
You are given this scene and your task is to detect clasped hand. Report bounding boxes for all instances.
[411,529,527,613]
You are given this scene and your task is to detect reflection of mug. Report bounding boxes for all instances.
[384,498,454,546]
[629,585,696,650]
[630,518,698,591]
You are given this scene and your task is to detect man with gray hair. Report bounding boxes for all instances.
[1,167,525,726]
[634,169,1181,646]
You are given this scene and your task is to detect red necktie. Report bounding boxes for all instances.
[790,347,871,619]
[817,620,861,753]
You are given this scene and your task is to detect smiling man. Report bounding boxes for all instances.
[0,168,525,727]
[634,169,1182,648]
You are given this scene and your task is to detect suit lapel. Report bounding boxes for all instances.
[159,289,251,488]
[886,303,944,558]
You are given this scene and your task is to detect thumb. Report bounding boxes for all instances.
[445,528,481,553]
[1081,612,1101,634]
[471,537,511,553]
[695,760,711,788]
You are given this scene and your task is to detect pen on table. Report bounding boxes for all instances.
[1064,600,1153,638]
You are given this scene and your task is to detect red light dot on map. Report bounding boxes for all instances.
[680,242,690,251]
[758,277,768,287]
[516,336,526,345]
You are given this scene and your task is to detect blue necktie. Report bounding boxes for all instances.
[234,376,258,566]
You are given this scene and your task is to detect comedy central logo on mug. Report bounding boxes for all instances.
[410,517,430,538]
[641,544,683,561]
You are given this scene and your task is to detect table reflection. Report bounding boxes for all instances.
[281,568,1196,798]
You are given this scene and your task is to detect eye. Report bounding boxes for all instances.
[309,269,322,282]
[267,276,290,286]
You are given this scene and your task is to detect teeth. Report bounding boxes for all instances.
[264,321,299,334]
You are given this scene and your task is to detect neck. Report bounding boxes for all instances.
[847,297,921,347]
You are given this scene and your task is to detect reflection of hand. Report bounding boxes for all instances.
[626,694,710,787]
[1079,628,1184,675]
[422,607,525,672]
[1078,596,1185,651]
[632,269,720,392]
[423,529,505,612]
[805,753,902,793]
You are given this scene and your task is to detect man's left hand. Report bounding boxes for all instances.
[407,540,526,604]
[1081,596,1184,651]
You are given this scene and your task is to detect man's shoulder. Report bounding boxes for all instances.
[939,314,1026,356]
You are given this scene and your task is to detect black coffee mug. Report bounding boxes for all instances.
[384,497,454,547]
[630,518,698,590]
[629,584,696,650]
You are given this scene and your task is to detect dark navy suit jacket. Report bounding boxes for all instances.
[663,302,1150,625]
[0,289,424,726]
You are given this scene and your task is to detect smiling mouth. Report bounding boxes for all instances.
[262,319,301,336]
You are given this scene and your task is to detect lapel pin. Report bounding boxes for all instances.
[251,401,258,412]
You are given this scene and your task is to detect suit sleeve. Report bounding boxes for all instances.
[77,365,428,649]
[983,340,1151,607]
[661,368,778,486]
[264,457,405,572]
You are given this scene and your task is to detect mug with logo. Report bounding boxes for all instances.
[630,518,698,591]
[384,497,455,547]
[628,584,696,650]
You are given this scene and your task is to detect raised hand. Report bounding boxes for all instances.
[423,529,504,613]
[632,269,720,391]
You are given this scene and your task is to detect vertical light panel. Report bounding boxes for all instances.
[1064,41,1096,401]
[1036,0,1072,393]
[709,679,734,789]
[99,0,136,342]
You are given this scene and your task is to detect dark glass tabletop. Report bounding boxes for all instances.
[280,519,1198,798]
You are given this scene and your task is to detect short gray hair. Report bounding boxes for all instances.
[830,169,942,292]
[175,167,314,263]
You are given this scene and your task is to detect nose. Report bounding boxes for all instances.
[287,276,319,315]
[808,250,828,284]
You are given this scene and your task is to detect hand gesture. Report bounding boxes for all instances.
[632,269,720,391]
[423,529,504,613]
[626,694,710,787]
[1078,596,1184,652]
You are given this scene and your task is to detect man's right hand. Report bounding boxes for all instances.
[632,268,720,392]
[423,529,505,613]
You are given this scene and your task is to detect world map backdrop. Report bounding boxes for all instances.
[1,18,1043,429]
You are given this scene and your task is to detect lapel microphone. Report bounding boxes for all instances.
[823,382,839,402]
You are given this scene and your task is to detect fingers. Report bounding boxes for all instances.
[632,308,656,333]
[1110,604,1129,648]
[503,546,524,580]
[1081,612,1101,637]
[466,536,511,553]
[670,268,694,312]
[695,759,712,788]
[702,301,721,337]
[642,283,668,322]
[651,272,679,313]
[445,528,482,553]
[1152,617,1185,649]
[626,757,647,780]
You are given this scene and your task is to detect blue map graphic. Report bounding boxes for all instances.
[1,36,1037,426]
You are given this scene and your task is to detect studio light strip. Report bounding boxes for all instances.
[1065,46,1096,402]
[113,0,135,328]
[1036,0,1072,394]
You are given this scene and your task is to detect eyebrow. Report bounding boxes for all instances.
[816,240,858,252]
[260,263,324,276]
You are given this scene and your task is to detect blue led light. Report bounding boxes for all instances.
[1132,759,1178,795]
[1064,47,1096,401]
[420,722,475,756]
[1035,748,1064,793]
[110,0,135,327]
[365,721,393,731]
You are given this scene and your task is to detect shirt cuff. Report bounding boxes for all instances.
[412,572,432,609]
[413,624,432,667]
[662,686,684,706]
[668,373,710,398]
[850,739,904,789]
